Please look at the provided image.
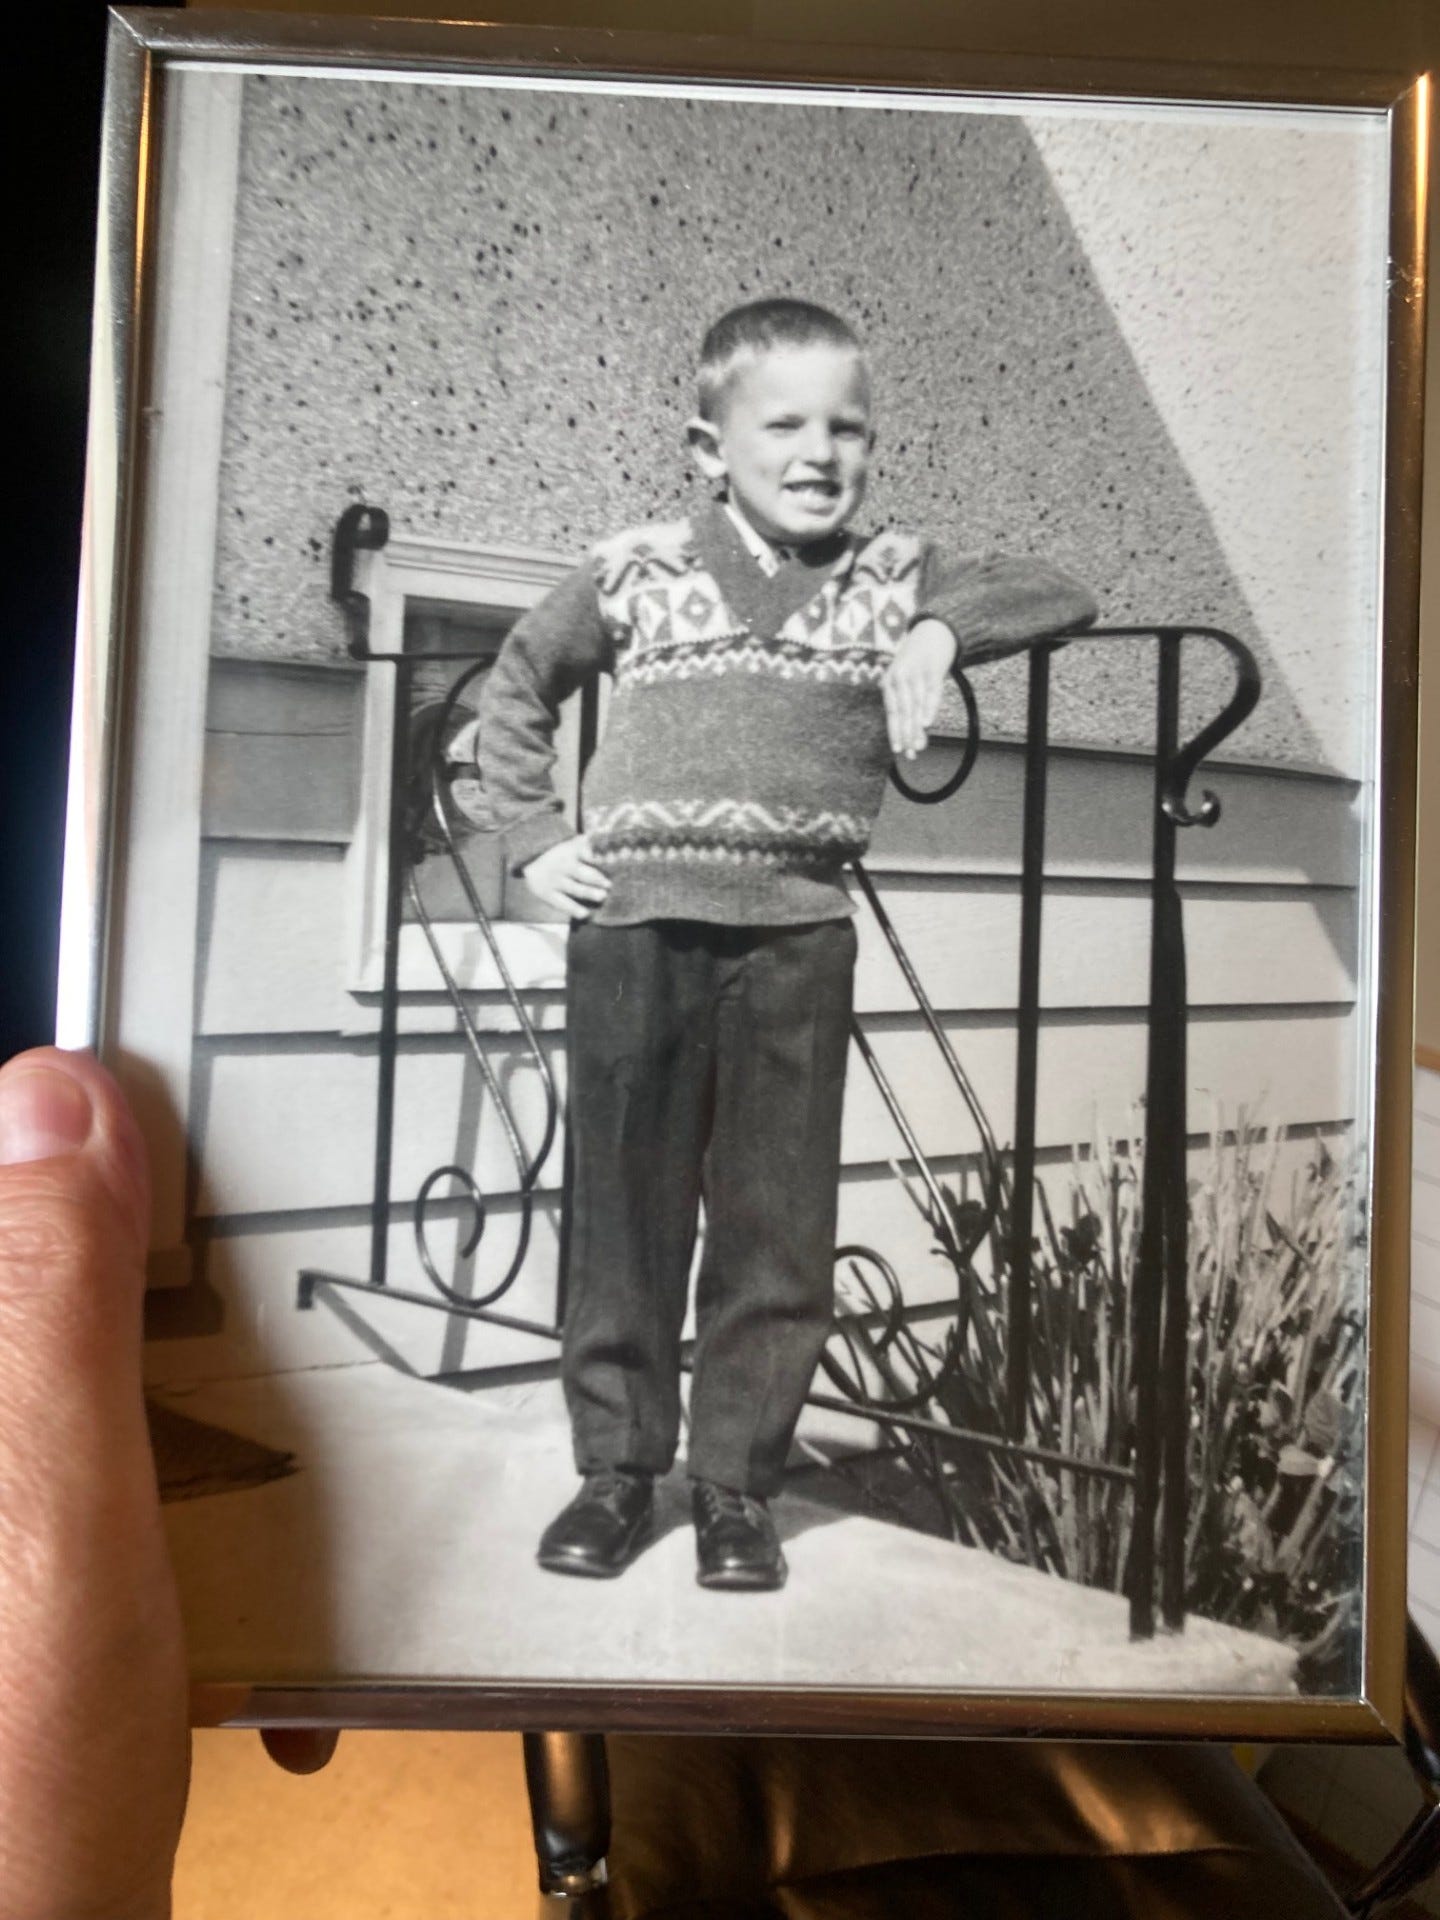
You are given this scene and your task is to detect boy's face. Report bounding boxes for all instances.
[688,344,874,546]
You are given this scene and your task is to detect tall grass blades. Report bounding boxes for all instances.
[827,1115,1366,1689]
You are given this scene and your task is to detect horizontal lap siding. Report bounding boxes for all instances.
[178,674,1362,1381]
[191,1008,1356,1220]
[203,658,364,842]
[149,1126,1347,1389]
[833,1127,1343,1319]
[867,744,1358,887]
[197,840,1357,1037]
[147,1203,564,1387]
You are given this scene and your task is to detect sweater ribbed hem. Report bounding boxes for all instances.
[592,861,855,928]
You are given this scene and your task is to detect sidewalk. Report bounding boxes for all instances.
[156,1362,1299,1697]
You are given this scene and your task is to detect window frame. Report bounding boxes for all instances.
[343,533,586,1008]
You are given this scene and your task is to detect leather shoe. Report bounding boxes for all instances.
[537,1470,654,1578]
[693,1479,787,1591]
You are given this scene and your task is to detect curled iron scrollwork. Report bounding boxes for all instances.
[402,653,560,1313]
[1035,624,1261,828]
[822,1244,967,1417]
[888,666,981,805]
[330,502,390,653]
[1155,627,1262,828]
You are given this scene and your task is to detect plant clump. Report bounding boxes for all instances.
[822,1113,1366,1692]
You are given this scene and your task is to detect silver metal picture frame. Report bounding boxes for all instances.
[66,6,1426,1738]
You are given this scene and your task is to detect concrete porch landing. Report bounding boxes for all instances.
[154,1363,1298,1696]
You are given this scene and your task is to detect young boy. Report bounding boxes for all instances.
[475,299,1094,1591]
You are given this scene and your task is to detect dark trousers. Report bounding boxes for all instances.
[562,917,857,1497]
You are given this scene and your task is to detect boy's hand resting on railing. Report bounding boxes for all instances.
[884,618,960,760]
[522,833,613,920]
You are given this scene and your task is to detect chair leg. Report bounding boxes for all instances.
[524,1731,611,1901]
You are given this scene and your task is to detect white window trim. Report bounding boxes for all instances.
[342,533,583,1009]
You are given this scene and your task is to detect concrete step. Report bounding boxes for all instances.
[156,1362,1297,1697]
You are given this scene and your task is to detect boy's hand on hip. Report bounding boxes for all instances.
[884,619,958,760]
[523,835,613,920]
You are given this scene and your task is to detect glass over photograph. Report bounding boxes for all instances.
[97,45,1397,1707]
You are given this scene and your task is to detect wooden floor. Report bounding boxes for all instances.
[175,1729,537,1918]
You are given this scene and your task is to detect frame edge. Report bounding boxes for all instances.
[1362,71,1430,1742]
[85,5,1430,1742]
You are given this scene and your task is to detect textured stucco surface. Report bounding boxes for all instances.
[209,75,1385,768]
[1029,113,1388,779]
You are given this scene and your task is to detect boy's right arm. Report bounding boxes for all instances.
[473,560,614,880]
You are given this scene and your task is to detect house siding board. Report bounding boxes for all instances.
[202,658,364,842]
[144,1207,564,1389]
[196,837,1357,1040]
[189,1005,1356,1224]
[147,1129,1346,1389]
[202,667,1362,881]
[191,1034,566,1220]
[867,744,1359,887]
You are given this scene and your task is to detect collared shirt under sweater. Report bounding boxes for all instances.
[474,500,1096,927]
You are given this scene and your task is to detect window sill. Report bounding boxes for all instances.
[350,917,570,998]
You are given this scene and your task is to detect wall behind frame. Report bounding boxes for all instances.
[185,0,1440,1059]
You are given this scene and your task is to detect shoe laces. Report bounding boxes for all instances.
[583,1469,647,1518]
[697,1480,766,1526]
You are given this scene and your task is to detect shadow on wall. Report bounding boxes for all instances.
[212,78,1323,767]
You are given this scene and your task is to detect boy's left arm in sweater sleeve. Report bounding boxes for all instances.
[883,547,1098,759]
[471,562,619,918]
[472,561,614,866]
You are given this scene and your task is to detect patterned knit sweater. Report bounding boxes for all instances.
[474,501,1095,927]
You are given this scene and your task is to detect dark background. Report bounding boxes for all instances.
[4,3,166,1058]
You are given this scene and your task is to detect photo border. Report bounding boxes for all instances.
[67,5,1428,1740]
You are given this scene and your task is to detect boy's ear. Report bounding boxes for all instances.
[685,415,728,484]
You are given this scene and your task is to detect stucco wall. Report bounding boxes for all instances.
[1029,114,1387,781]
[209,73,1386,770]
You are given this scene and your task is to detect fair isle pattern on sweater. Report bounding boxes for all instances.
[593,519,925,685]
[579,517,926,919]
[583,799,873,868]
[473,500,1096,929]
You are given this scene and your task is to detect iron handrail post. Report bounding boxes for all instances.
[1156,636,1192,1629]
[1006,642,1055,1442]
[366,650,412,1291]
[328,502,407,1293]
[1127,635,1178,1637]
[1124,622,1259,1636]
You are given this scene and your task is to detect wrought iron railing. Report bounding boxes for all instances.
[298,502,1261,1640]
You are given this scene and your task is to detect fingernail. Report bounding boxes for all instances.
[0,1068,95,1166]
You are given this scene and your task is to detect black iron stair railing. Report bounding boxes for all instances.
[297,502,1261,1641]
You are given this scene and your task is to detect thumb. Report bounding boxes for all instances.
[0,1048,188,1920]
[0,1046,150,1382]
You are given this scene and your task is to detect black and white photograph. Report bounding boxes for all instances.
[70,17,1421,1723]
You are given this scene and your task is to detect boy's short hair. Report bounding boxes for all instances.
[697,299,864,422]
